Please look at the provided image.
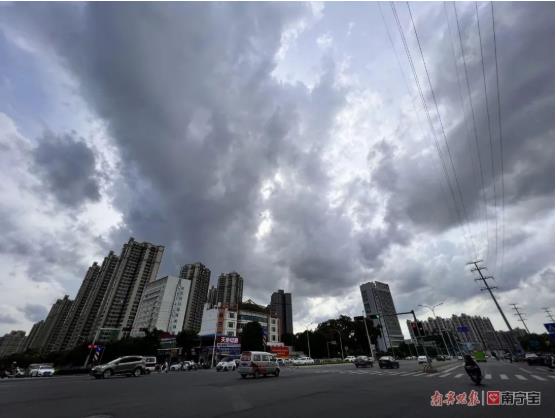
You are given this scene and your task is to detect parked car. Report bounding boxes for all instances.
[238,351,280,378]
[404,356,416,360]
[354,356,373,368]
[30,364,55,377]
[292,357,315,365]
[379,356,400,369]
[90,356,147,379]
[417,355,430,364]
[457,355,463,360]
[169,363,183,371]
[345,356,356,363]
[216,358,237,371]
[435,355,446,361]
[144,357,157,373]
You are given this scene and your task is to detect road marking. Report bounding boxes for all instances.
[425,373,436,377]
[438,373,452,378]
[412,372,426,376]
[485,374,492,380]
[531,375,547,381]
[515,374,527,381]
[400,372,419,376]
[548,375,554,379]
[454,373,464,379]
[438,364,463,374]
[500,374,508,380]
[519,367,534,375]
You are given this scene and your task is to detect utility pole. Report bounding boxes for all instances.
[468,261,514,332]
[542,307,555,322]
[510,304,530,334]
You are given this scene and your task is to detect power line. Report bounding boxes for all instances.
[454,2,491,264]
[443,3,483,257]
[510,304,530,334]
[405,2,479,257]
[389,2,477,259]
[379,2,476,259]
[475,2,499,278]
[490,1,506,284]
[542,307,554,322]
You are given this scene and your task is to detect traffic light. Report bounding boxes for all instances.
[410,321,418,335]
[417,321,425,335]
[368,314,380,320]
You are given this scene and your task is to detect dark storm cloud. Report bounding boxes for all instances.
[33,132,101,207]
[0,1,552,328]
[19,304,48,322]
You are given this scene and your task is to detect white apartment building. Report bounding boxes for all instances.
[131,276,191,336]
[199,305,238,337]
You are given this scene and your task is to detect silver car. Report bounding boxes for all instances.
[91,356,146,379]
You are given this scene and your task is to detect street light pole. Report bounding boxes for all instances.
[419,303,451,357]
[331,329,344,360]
[305,322,313,358]
[361,311,376,360]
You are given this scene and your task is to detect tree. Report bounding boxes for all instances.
[176,330,198,358]
[241,322,264,352]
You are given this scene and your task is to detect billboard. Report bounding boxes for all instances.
[269,345,290,358]
[218,336,239,344]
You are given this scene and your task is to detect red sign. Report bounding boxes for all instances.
[269,346,289,358]
[487,391,501,406]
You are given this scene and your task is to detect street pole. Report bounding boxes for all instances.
[510,304,530,334]
[411,310,432,367]
[306,328,312,358]
[333,330,344,360]
[211,332,218,368]
[542,307,555,322]
[419,303,450,357]
[326,341,330,358]
[361,312,376,359]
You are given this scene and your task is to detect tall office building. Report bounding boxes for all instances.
[180,262,211,333]
[131,276,191,336]
[270,289,293,338]
[0,330,26,358]
[72,252,120,345]
[92,238,164,342]
[360,281,404,352]
[53,262,101,352]
[207,285,218,308]
[217,272,243,308]
[36,295,73,353]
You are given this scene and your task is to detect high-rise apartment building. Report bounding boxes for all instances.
[180,262,211,333]
[270,289,293,338]
[131,276,191,336]
[0,330,26,358]
[92,238,164,342]
[360,281,404,352]
[22,320,45,352]
[207,285,218,308]
[73,252,120,345]
[37,295,73,353]
[53,262,101,352]
[217,272,243,308]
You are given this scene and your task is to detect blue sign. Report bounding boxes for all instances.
[457,326,469,333]
[544,323,555,335]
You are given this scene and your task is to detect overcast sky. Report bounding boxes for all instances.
[0,2,553,338]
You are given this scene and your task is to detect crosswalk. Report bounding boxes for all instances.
[284,367,554,383]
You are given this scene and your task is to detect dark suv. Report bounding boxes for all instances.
[91,356,146,379]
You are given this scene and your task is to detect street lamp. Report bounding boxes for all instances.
[329,329,344,360]
[305,322,313,358]
[418,303,451,357]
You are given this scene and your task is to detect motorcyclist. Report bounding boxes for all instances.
[464,354,482,385]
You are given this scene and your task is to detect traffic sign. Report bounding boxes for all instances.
[544,323,555,335]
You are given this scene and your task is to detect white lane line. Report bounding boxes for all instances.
[515,374,527,381]
[519,367,535,375]
[454,373,464,379]
[485,374,492,380]
[500,374,508,380]
[400,372,420,376]
[412,373,426,376]
[438,364,463,374]
[425,373,437,378]
[439,373,452,378]
[548,375,554,379]
[531,375,547,381]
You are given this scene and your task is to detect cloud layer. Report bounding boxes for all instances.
[0,2,553,336]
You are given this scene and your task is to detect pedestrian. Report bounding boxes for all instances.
[164,360,169,373]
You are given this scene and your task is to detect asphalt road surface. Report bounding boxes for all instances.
[1,360,553,418]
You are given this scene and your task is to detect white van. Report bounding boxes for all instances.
[238,351,280,379]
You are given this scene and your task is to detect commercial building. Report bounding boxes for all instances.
[360,281,404,352]
[269,289,293,338]
[180,262,211,333]
[0,330,27,358]
[238,300,280,343]
[131,276,191,336]
[198,305,238,338]
[53,262,101,352]
[216,272,243,308]
[92,238,164,342]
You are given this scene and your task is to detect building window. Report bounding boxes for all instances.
[228,322,234,328]
[229,312,235,318]
[227,331,234,336]
[271,327,276,332]
[271,335,276,341]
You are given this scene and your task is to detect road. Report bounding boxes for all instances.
[0,360,553,418]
